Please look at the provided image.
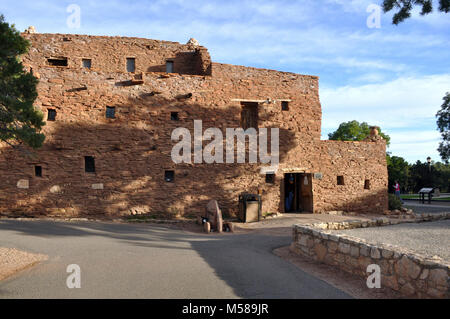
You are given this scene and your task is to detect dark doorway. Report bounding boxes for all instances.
[240,102,258,130]
[283,173,313,213]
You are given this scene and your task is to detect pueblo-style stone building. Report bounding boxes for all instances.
[0,32,388,218]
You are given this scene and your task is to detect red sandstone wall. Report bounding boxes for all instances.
[22,33,211,76]
[0,33,388,218]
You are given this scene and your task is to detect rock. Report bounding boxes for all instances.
[186,38,200,47]
[382,275,399,290]
[327,241,338,253]
[358,256,371,270]
[338,243,350,254]
[400,283,416,296]
[223,221,234,232]
[350,245,359,258]
[429,269,448,287]
[50,185,61,193]
[395,256,421,280]
[299,235,309,246]
[360,244,370,257]
[334,253,345,263]
[381,248,394,259]
[419,269,429,280]
[427,287,445,298]
[17,179,29,189]
[370,247,381,259]
[314,243,327,261]
[203,200,223,233]
[24,26,36,34]
[203,221,211,233]
[328,234,340,242]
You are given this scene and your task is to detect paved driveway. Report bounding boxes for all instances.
[0,220,350,299]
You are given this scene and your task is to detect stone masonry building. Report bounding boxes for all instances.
[0,32,388,218]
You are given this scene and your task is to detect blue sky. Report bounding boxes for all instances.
[2,0,449,163]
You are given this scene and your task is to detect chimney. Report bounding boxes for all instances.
[369,126,379,137]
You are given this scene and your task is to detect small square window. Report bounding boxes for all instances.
[337,176,345,186]
[266,173,275,184]
[165,170,174,182]
[35,166,42,177]
[281,101,289,111]
[171,112,179,121]
[47,109,57,121]
[126,58,135,73]
[85,156,95,173]
[106,106,116,119]
[166,61,174,73]
[47,57,68,67]
[82,59,92,69]
[364,179,370,190]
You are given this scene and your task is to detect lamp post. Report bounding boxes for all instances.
[426,157,433,188]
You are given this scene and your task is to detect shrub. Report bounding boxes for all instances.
[388,193,402,210]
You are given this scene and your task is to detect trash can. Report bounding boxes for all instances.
[238,193,262,223]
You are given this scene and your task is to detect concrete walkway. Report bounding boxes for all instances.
[0,219,350,299]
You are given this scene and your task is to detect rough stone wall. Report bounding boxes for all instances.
[291,221,450,298]
[313,140,388,213]
[0,33,387,217]
[22,33,211,76]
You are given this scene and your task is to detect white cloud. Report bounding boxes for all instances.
[321,74,450,162]
[409,7,450,28]
[325,0,373,13]
[321,74,450,129]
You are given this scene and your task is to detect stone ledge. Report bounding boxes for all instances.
[305,212,450,231]
[291,219,450,299]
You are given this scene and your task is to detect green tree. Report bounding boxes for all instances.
[432,161,450,192]
[0,15,45,149]
[386,154,410,192]
[382,0,450,24]
[410,160,434,191]
[436,92,450,163]
[328,120,391,146]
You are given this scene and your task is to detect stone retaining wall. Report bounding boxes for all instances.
[290,214,450,298]
[312,212,449,230]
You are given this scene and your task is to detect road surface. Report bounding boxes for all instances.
[0,219,350,299]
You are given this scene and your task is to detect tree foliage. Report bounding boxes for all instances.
[0,14,45,149]
[389,157,450,193]
[386,154,410,192]
[328,120,391,146]
[382,0,450,24]
[436,92,450,163]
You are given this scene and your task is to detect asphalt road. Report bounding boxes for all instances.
[0,220,350,299]
[404,201,450,214]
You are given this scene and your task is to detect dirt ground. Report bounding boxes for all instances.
[0,247,47,281]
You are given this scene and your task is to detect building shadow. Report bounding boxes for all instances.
[0,95,295,219]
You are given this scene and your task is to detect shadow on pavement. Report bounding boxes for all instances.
[0,219,351,298]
